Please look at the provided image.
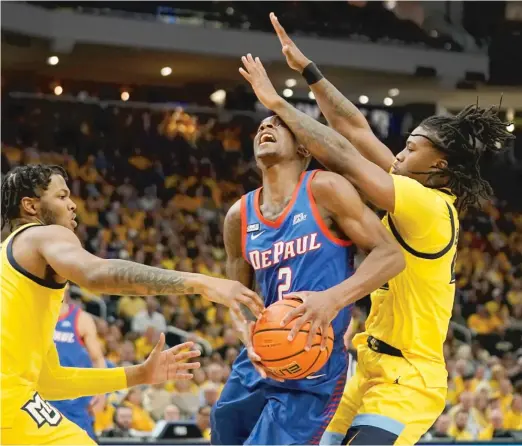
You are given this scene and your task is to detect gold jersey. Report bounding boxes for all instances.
[353,174,459,388]
[1,223,66,428]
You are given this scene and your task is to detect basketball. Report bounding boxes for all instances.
[252,298,334,380]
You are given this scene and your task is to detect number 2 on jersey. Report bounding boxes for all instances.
[277,267,292,300]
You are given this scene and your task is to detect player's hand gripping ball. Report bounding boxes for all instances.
[252,298,334,380]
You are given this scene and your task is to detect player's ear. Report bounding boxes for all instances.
[20,197,40,218]
[434,158,448,170]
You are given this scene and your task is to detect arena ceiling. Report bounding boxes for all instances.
[3,37,522,110]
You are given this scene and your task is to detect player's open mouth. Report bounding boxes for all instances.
[259,132,277,146]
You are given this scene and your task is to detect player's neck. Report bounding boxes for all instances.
[261,164,303,208]
[10,217,43,232]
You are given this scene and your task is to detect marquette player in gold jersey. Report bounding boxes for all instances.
[237,14,515,445]
[0,165,263,445]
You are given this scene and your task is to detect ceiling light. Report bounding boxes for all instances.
[308,91,315,100]
[47,56,59,66]
[121,91,130,102]
[160,67,172,77]
[383,97,393,106]
[358,95,369,104]
[388,88,400,97]
[283,88,293,98]
[285,78,297,88]
[54,85,63,96]
[506,123,515,133]
[210,89,226,105]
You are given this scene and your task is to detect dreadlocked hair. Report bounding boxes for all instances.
[419,104,514,210]
[1,164,67,230]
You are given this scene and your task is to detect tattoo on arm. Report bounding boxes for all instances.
[314,79,361,121]
[91,260,197,296]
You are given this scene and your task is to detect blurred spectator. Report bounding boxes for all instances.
[201,383,220,407]
[94,400,116,436]
[151,404,182,438]
[100,405,134,438]
[143,383,174,421]
[118,295,146,321]
[119,340,138,366]
[171,380,200,419]
[216,328,240,360]
[504,394,522,430]
[132,296,167,334]
[195,406,212,440]
[448,392,483,437]
[478,408,513,440]
[121,388,155,432]
[135,327,160,362]
[431,414,451,438]
[448,409,474,440]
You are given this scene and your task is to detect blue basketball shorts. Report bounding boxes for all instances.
[211,368,347,445]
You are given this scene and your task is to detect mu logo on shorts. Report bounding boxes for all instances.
[22,392,63,428]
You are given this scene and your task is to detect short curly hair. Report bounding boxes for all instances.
[1,164,67,230]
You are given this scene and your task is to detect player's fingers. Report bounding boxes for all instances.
[252,362,267,379]
[280,304,305,327]
[247,53,255,65]
[266,370,285,383]
[248,348,262,363]
[173,350,201,362]
[306,320,321,351]
[240,289,264,316]
[151,333,165,356]
[288,314,309,342]
[171,372,194,380]
[254,57,266,73]
[286,292,305,303]
[269,12,290,44]
[239,67,252,83]
[167,341,194,355]
[320,323,329,351]
[173,361,201,371]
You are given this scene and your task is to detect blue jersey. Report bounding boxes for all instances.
[52,305,95,438]
[234,169,354,390]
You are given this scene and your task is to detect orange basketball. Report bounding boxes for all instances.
[252,298,334,380]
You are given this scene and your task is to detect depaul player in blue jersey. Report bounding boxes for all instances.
[52,289,107,440]
[210,111,405,445]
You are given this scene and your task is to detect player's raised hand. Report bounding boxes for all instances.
[201,276,264,322]
[280,291,340,351]
[140,335,201,384]
[270,12,311,73]
[239,54,281,111]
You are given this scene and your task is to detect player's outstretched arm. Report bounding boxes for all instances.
[269,12,395,172]
[282,172,405,348]
[239,54,396,213]
[34,225,263,319]
[37,335,201,400]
